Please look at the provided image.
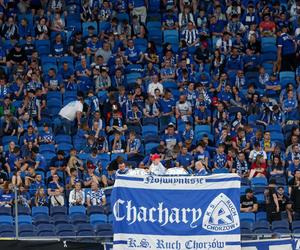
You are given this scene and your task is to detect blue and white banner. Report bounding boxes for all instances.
[111,174,241,250]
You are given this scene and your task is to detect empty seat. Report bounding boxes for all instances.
[14,206,31,216]
[87,206,106,216]
[18,215,33,225]
[70,214,88,225]
[0,215,13,225]
[76,223,95,236]
[33,214,51,225]
[69,206,86,216]
[32,206,49,216]
[52,215,69,225]
[94,223,112,233]
[240,213,255,223]
[0,207,12,216]
[56,224,75,236]
[50,206,67,216]
[90,214,107,225]
[272,220,289,230]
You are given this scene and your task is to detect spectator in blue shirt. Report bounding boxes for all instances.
[181,121,194,143]
[32,147,47,172]
[51,33,66,57]
[213,143,228,170]
[59,62,74,83]
[225,47,243,74]
[265,73,281,98]
[283,89,298,121]
[44,68,63,91]
[125,39,144,64]
[160,123,182,151]
[176,145,194,170]
[289,157,300,177]
[277,25,297,71]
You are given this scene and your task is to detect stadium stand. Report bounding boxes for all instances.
[0,0,299,239]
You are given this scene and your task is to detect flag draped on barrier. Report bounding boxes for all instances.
[111,174,241,250]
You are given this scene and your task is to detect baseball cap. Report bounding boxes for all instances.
[168,122,175,128]
[151,153,161,161]
[87,162,96,169]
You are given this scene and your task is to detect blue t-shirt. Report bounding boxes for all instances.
[176,153,193,168]
[36,153,47,171]
[213,153,227,169]
[277,33,296,55]
[125,47,142,63]
[159,98,175,114]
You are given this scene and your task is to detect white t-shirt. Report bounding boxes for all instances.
[59,100,83,121]
[165,167,188,175]
[147,82,164,96]
[149,162,166,175]
[249,149,267,161]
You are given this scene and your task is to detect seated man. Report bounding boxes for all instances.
[47,173,64,206]
[240,188,258,213]
[86,181,106,207]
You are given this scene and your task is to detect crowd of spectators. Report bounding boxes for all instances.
[0,0,299,225]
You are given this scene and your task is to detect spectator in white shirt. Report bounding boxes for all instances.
[54,92,84,135]
[69,182,85,206]
[147,75,163,96]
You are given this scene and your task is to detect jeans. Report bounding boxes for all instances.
[54,116,73,135]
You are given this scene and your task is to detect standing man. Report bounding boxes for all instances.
[277,25,297,72]
[54,92,84,135]
[264,179,280,222]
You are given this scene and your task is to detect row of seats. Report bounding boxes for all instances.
[0,223,112,237]
[241,220,300,235]
[0,213,113,226]
[0,205,111,217]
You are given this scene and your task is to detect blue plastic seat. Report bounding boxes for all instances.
[256,211,267,222]
[253,221,270,231]
[241,221,252,231]
[272,220,289,230]
[35,40,50,56]
[271,132,284,142]
[18,215,32,225]
[37,224,55,233]
[57,143,73,153]
[107,214,113,223]
[2,136,18,145]
[50,206,67,216]
[52,215,69,225]
[40,144,56,154]
[94,223,112,233]
[69,206,86,216]
[19,224,36,233]
[0,207,12,216]
[98,21,111,33]
[90,214,107,225]
[33,214,51,225]
[240,213,255,223]
[142,125,158,136]
[251,177,268,187]
[70,214,88,225]
[195,125,211,134]
[56,224,75,235]
[55,135,72,144]
[145,142,159,154]
[98,154,110,161]
[163,29,179,44]
[0,215,13,225]
[87,206,106,216]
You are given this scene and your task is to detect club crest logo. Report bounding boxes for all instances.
[202,193,240,232]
